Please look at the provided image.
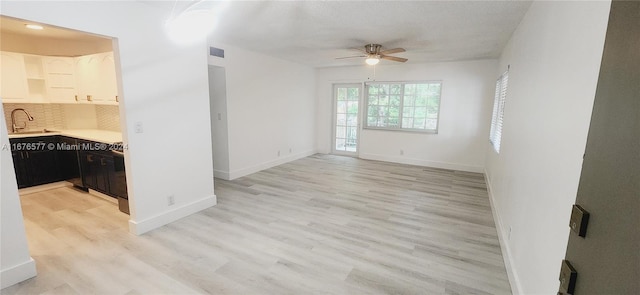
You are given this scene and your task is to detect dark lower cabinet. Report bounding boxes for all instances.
[9,136,60,188]
[10,135,128,214]
[79,147,129,214]
[58,136,83,187]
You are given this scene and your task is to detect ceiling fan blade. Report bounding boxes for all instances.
[335,55,366,60]
[380,48,406,55]
[380,55,408,63]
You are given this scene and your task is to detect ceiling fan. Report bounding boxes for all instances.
[336,44,408,65]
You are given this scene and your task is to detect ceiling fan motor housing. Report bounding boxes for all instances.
[365,44,382,54]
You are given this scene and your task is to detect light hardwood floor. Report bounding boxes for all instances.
[2,154,511,295]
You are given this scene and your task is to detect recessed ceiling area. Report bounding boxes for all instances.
[141,0,533,67]
[0,16,113,56]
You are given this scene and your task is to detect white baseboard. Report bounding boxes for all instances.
[359,153,484,173]
[18,181,71,195]
[128,194,217,235]
[484,170,523,295]
[213,169,231,180]
[227,149,316,180]
[0,257,36,289]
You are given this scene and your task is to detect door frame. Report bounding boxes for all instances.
[331,83,363,156]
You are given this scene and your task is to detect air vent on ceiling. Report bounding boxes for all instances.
[209,46,224,58]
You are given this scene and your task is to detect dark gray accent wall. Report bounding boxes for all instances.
[563,1,640,294]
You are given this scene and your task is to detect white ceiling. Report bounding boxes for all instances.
[142,0,532,67]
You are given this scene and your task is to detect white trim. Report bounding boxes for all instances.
[213,169,231,180]
[17,181,71,195]
[227,149,316,180]
[359,152,483,173]
[128,194,217,235]
[485,170,523,295]
[0,257,36,289]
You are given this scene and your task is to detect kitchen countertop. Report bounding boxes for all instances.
[8,129,123,144]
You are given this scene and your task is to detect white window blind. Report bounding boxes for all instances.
[490,70,508,153]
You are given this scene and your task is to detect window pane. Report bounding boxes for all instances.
[378,95,389,105]
[337,114,346,125]
[348,88,358,100]
[403,107,413,117]
[414,107,427,117]
[364,82,441,132]
[347,101,358,114]
[379,84,389,95]
[369,95,378,105]
[368,85,376,94]
[389,95,401,106]
[389,107,400,118]
[404,96,415,106]
[390,84,402,94]
[426,119,438,130]
[336,138,346,150]
[377,106,388,117]
[368,106,378,117]
[413,118,426,129]
[338,88,346,100]
[404,84,416,95]
[336,126,346,138]
[347,114,357,126]
[337,101,346,113]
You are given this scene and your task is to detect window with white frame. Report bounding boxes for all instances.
[364,82,442,133]
[489,70,508,153]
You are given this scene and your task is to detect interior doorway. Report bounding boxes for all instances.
[332,83,361,156]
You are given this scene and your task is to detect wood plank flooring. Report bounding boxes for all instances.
[2,154,511,294]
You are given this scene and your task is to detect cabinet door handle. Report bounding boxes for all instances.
[115,95,119,102]
[75,95,78,102]
[87,95,92,101]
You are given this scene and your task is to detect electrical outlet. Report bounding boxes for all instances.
[289,148,292,153]
[168,195,175,206]
[277,150,280,157]
[400,149,404,155]
[217,113,222,120]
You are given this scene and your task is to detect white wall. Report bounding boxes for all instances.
[1,1,216,286]
[484,1,611,294]
[0,111,36,288]
[316,60,497,172]
[208,43,316,180]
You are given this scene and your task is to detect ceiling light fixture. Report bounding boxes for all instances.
[365,56,380,66]
[25,24,43,30]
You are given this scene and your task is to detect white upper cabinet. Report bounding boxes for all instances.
[43,56,77,103]
[1,51,118,104]
[75,52,118,104]
[1,51,29,101]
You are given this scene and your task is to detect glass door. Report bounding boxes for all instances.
[333,84,361,155]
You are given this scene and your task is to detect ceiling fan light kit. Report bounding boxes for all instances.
[365,56,380,65]
[336,43,408,65]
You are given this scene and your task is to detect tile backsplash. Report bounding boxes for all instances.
[96,105,121,132]
[3,103,121,133]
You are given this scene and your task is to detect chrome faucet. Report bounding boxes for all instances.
[11,108,34,133]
